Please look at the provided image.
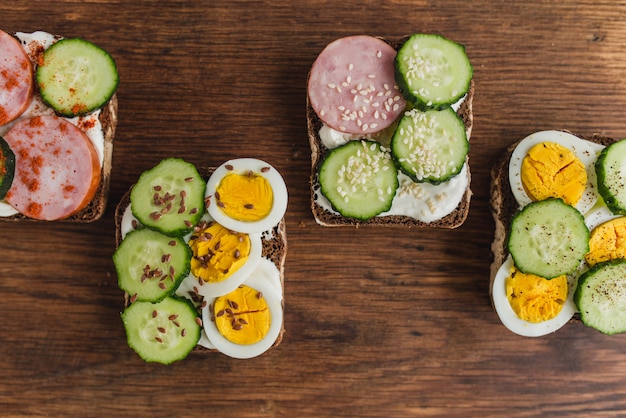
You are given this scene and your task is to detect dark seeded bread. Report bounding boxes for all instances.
[114,167,287,352]
[489,131,617,302]
[1,31,117,223]
[307,36,474,228]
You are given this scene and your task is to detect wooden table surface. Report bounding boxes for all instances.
[3,1,626,416]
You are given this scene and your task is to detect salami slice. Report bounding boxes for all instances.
[308,35,406,135]
[0,30,33,126]
[4,115,101,220]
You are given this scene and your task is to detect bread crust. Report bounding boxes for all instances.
[114,167,286,353]
[489,131,617,298]
[307,36,474,228]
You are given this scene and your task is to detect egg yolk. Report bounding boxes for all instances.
[188,222,251,283]
[505,267,568,323]
[586,217,626,266]
[521,142,587,206]
[215,172,273,222]
[213,285,271,345]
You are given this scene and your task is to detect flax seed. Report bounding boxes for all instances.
[261,166,270,173]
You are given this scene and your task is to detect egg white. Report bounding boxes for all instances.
[584,201,620,232]
[205,158,288,234]
[492,255,578,337]
[201,257,283,359]
[508,130,601,216]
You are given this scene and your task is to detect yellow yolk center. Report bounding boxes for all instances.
[216,172,273,222]
[188,222,251,283]
[505,267,568,323]
[521,142,587,206]
[586,217,626,266]
[213,285,271,345]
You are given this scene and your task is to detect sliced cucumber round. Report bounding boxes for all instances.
[0,136,15,199]
[390,107,468,184]
[507,198,589,279]
[121,296,201,364]
[114,228,191,303]
[575,259,626,335]
[36,38,118,117]
[130,158,206,237]
[394,33,472,110]
[596,139,626,215]
[319,140,398,220]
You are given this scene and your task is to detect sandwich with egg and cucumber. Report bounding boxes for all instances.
[490,129,626,337]
[0,29,118,222]
[306,33,474,228]
[114,157,288,364]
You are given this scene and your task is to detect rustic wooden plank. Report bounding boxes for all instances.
[2,0,626,416]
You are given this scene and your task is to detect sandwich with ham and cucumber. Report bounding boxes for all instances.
[306,33,474,228]
[0,30,118,222]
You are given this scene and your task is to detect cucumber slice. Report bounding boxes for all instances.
[596,139,626,215]
[121,296,201,364]
[390,108,468,184]
[0,136,15,199]
[507,198,589,279]
[319,140,398,220]
[395,34,472,110]
[130,158,206,236]
[36,38,118,117]
[114,228,191,302]
[575,259,626,335]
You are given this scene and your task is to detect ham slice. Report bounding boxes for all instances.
[4,115,101,220]
[0,30,33,126]
[307,35,406,135]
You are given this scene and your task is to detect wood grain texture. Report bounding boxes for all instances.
[3,1,626,416]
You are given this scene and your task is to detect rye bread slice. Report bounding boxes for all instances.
[489,131,616,298]
[0,31,117,223]
[306,36,474,228]
[114,167,286,353]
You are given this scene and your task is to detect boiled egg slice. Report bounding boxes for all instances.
[492,255,577,337]
[509,130,600,216]
[180,213,262,299]
[201,258,283,359]
[205,158,288,234]
[584,203,626,266]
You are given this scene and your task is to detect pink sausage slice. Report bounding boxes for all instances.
[4,115,101,220]
[0,30,33,126]
[308,35,406,135]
